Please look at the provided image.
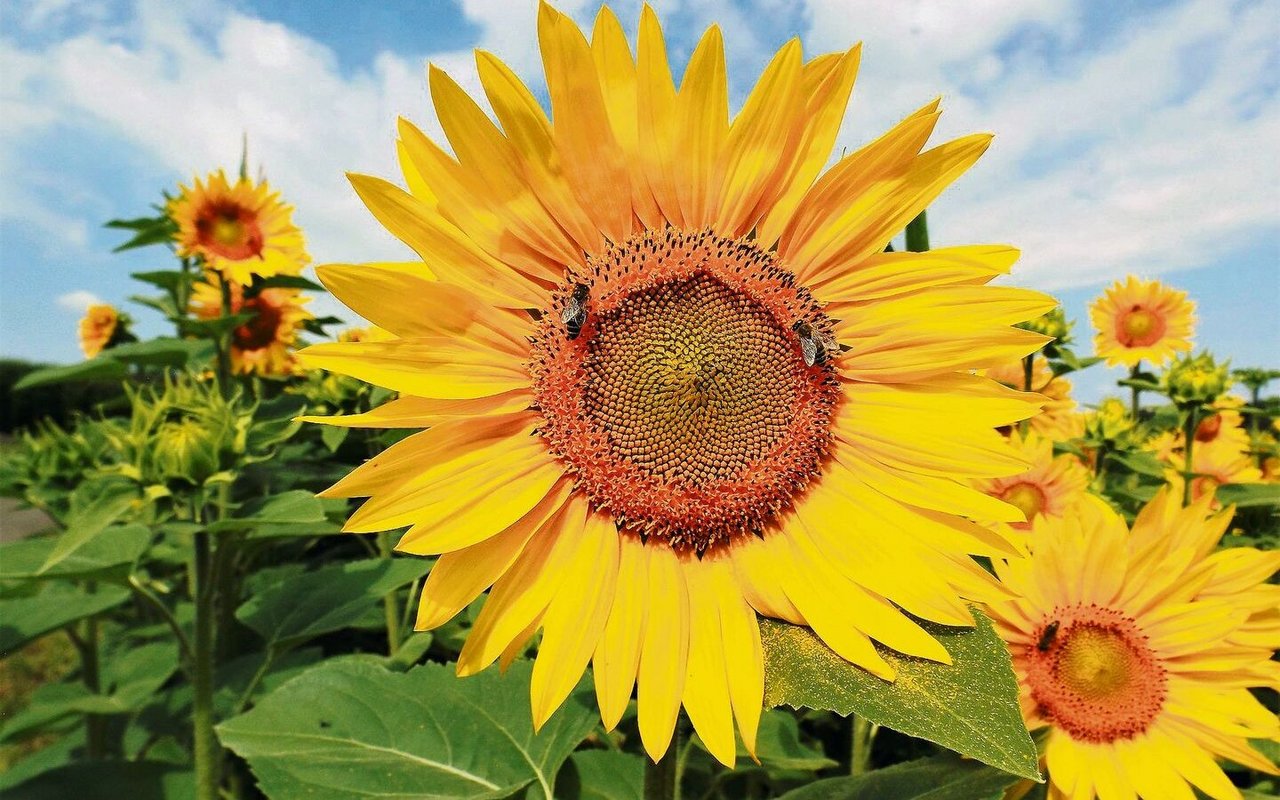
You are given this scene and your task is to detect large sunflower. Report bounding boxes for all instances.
[1089,276,1195,368]
[169,170,310,285]
[987,490,1278,799]
[299,3,1053,764]
[191,280,312,376]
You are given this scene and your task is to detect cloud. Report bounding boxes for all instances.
[56,289,104,311]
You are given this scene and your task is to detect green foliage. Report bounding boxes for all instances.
[775,755,1024,800]
[761,612,1040,781]
[217,660,598,800]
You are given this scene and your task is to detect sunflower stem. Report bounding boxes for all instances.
[215,274,234,399]
[1129,362,1142,420]
[192,527,220,800]
[644,725,681,800]
[377,531,402,656]
[1019,354,1035,435]
[904,210,930,252]
[850,715,874,775]
[1181,406,1199,507]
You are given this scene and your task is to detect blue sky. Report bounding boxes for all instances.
[1,0,1276,402]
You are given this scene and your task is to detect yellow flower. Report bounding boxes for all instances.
[975,432,1089,530]
[298,3,1054,765]
[982,357,1078,440]
[987,490,1279,799]
[191,279,312,376]
[1089,276,1195,368]
[78,304,121,358]
[169,170,310,284]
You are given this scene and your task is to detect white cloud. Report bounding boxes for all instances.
[56,289,104,311]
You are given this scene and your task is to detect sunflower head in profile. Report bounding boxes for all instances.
[298,2,1055,765]
[987,490,1279,799]
[191,279,312,376]
[169,170,310,285]
[78,303,135,358]
[975,431,1089,530]
[1089,276,1195,368]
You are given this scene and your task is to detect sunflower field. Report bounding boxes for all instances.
[1,5,1277,800]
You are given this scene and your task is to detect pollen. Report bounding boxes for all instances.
[1023,604,1167,743]
[530,228,841,551]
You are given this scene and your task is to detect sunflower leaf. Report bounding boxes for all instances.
[1215,483,1280,508]
[775,754,1024,800]
[761,608,1041,780]
[217,659,597,800]
[0,583,131,653]
[1,761,194,800]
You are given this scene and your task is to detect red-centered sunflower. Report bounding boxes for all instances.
[976,431,1089,530]
[191,280,312,376]
[298,3,1054,765]
[1089,276,1195,368]
[169,170,310,285]
[987,490,1279,799]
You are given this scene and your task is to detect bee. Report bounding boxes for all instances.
[562,283,591,340]
[793,320,839,367]
[1036,621,1060,652]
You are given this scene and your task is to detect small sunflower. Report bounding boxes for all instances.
[170,170,310,285]
[299,3,1053,764]
[975,432,1089,530]
[78,303,134,358]
[982,357,1077,440]
[987,490,1279,799]
[1089,276,1195,368]
[191,279,312,376]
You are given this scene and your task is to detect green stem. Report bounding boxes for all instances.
[192,529,220,800]
[128,574,195,667]
[1182,407,1199,507]
[232,647,276,715]
[850,715,874,775]
[215,275,234,399]
[80,609,105,759]
[377,531,402,656]
[644,725,680,800]
[1019,354,1035,435]
[1130,362,1142,420]
[904,209,930,252]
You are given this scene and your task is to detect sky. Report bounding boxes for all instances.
[1,0,1277,402]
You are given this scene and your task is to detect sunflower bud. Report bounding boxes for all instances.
[153,418,222,485]
[1087,397,1134,440]
[1018,306,1071,347]
[1164,352,1230,406]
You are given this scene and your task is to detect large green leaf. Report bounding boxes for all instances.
[776,754,1025,800]
[0,524,150,581]
[234,557,429,649]
[1216,483,1280,508]
[559,750,644,800]
[0,583,130,653]
[217,659,598,799]
[3,762,194,800]
[0,642,178,742]
[40,480,140,572]
[103,338,203,367]
[761,610,1040,780]
[207,489,327,534]
[12,358,127,390]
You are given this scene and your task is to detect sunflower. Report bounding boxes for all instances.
[1089,276,1195,368]
[298,3,1054,765]
[1193,395,1251,453]
[975,432,1089,530]
[78,303,133,358]
[169,170,310,285]
[191,279,312,376]
[982,357,1077,440]
[987,490,1279,799]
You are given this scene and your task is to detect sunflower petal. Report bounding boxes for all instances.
[594,534,649,730]
[637,542,690,761]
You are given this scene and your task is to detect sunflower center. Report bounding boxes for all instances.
[196,202,264,261]
[1117,306,1165,348]
[530,228,840,551]
[1024,604,1166,743]
[233,294,283,351]
[1001,482,1046,522]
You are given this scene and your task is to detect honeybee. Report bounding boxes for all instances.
[793,320,838,367]
[562,283,591,340]
[1037,620,1060,652]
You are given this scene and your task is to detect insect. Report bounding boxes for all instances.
[1037,620,1060,652]
[562,283,591,340]
[793,320,839,367]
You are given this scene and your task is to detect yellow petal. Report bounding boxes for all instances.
[813,245,1019,302]
[635,4,683,226]
[593,533,649,730]
[637,542,690,762]
[297,337,528,400]
[681,553,737,768]
[297,391,533,429]
[729,530,805,624]
[709,554,764,757]
[674,25,728,228]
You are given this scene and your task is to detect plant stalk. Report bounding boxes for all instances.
[904,209,930,252]
[644,725,680,800]
[377,531,402,656]
[192,529,220,800]
[81,609,106,759]
[1130,362,1142,420]
[850,715,874,775]
[1182,406,1199,507]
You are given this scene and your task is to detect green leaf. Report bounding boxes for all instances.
[1105,450,1167,478]
[321,423,350,452]
[235,557,429,649]
[0,729,84,791]
[256,274,325,292]
[40,480,140,572]
[0,583,130,652]
[217,659,598,800]
[207,489,326,533]
[106,337,207,367]
[1216,483,1280,508]
[178,313,255,339]
[3,762,194,800]
[761,610,1040,780]
[110,216,178,252]
[559,750,644,800]
[752,710,839,772]
[0,524,150,581]
[12,358,127,390]
[776,754,1025,800]
[130,270,194,293]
